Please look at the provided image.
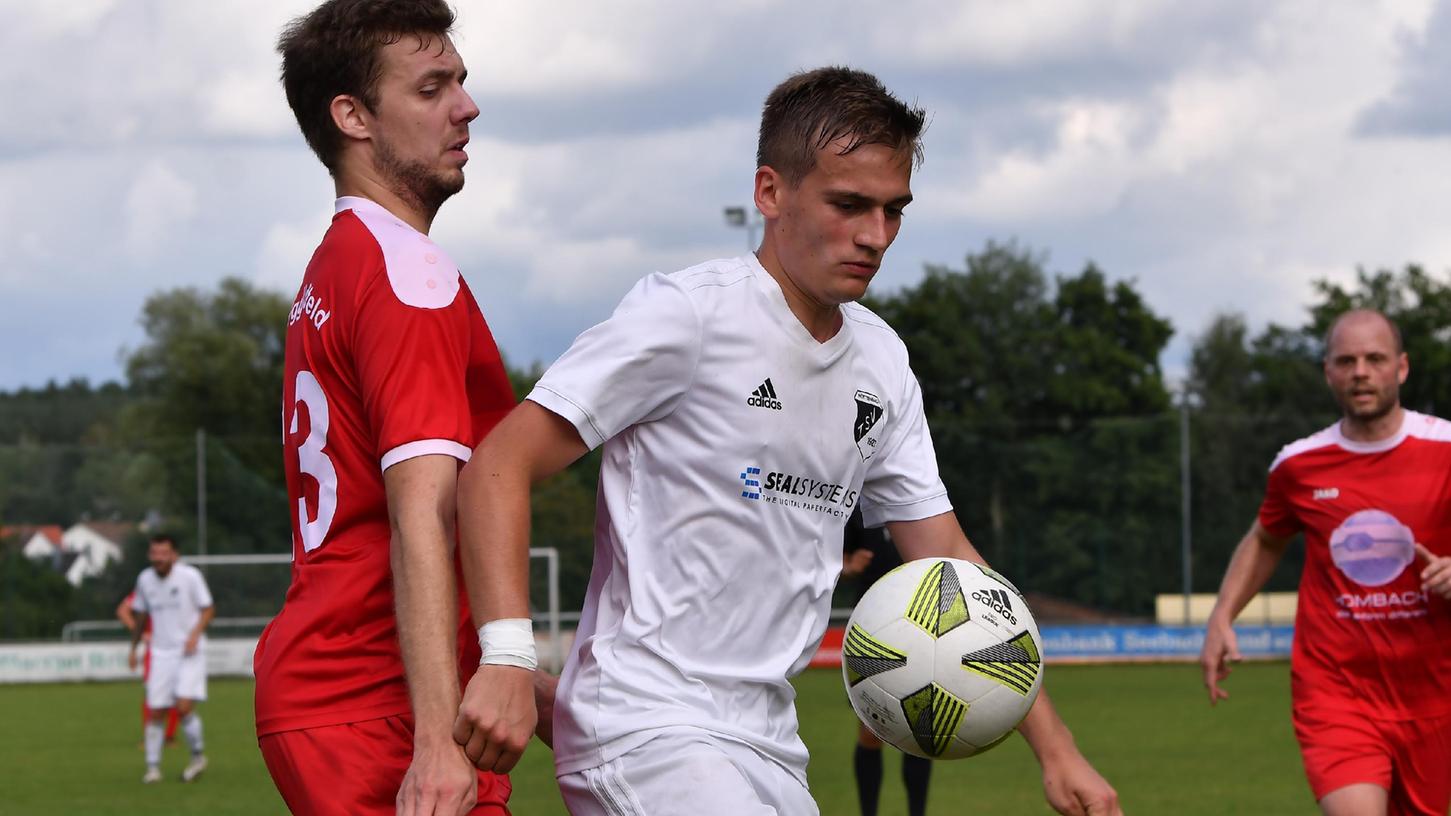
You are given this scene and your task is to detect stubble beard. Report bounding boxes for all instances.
[376,137,464,222]
[1339,385,1399,424]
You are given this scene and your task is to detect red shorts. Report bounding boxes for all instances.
[259,715,511,815]
[1294,700,1451,816]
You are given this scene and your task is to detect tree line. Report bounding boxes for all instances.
[3,244,1449,637]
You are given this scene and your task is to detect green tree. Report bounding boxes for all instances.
[122,278,292,556]
[0,549,74,640]
[867,241,1176,613]
[125,277,289,475]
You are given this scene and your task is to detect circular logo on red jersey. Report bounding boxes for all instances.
[1329,509,1415,587]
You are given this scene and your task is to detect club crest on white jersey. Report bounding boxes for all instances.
[854,389,885,461]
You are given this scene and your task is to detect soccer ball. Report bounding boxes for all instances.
[842,557,1044,759]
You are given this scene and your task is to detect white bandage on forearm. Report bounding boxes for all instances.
[477,618,537,671]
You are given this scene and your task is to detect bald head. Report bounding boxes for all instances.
[1322,308,1407,428]
[1324,309,1402,359]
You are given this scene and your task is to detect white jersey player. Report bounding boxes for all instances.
[128,535,213,784]
[453,67,1122,816]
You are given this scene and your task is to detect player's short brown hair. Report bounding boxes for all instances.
[757,66,926,187]
[278,0,457,175]
[148,534,178,550]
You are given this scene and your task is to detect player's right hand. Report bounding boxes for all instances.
[396,737,477,816]
[127,646,139,672]
[1415,542,1451,600]
[453,665,537,773]
[1198,616,1240,705]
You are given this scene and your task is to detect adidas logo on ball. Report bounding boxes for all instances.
[972,588,1018,626]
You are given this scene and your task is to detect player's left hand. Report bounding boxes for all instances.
[184,632,200,655]
[1040,749,1122,816]
[1415,543,1451,600]
[453,664,537,773]
[396,736,478,816]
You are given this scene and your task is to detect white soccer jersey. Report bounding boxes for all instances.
[131,563,213,655]
[532,254,951,780]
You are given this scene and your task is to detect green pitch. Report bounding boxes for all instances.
[2,662,1312,814]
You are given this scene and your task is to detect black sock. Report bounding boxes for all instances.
[854,744,883,816]
[902,753,932,816]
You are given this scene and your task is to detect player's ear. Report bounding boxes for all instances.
[755,166,784,219]
[330,94,370,143]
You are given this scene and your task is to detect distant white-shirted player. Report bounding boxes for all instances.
[128,534,214,784]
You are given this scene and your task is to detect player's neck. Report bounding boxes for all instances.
[1339,404,1405,443]
[754,246,843,343]
[334,169,436,235]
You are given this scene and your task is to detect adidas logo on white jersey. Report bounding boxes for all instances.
[747,378,783,411]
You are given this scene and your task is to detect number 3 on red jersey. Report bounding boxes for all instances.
[289,370,337,553]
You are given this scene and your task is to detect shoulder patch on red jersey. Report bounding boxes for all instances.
[1268,424,1339,472]
[339,197,461,310]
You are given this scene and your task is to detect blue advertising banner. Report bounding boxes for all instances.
[1039,625,1294,663]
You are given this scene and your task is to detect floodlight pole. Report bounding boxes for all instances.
[196,428,208,569]
[722,206,762,251]
[1180,392,1192,625]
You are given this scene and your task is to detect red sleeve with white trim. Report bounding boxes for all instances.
[353,267,475,470]
[1257,460,1302,539]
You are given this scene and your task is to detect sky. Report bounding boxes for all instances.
[2,0,1449,391]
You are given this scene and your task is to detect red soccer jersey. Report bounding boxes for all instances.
[1258,410,1451,720]
[254,196,515,736]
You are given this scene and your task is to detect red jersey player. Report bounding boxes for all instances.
[257,2,537,814]
[1200,309,1451,816]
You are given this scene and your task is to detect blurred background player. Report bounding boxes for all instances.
[1200,309,1451,816]
[116,591,180,746]
[255,1,534,814]
[455,66,1120,816]
[840,510,931,816]
[127,534,213,784]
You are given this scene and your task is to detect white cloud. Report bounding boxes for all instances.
[1,0,118,38]
[3,0,1451,391]
[254,209,333,294]
[123,161,198,260]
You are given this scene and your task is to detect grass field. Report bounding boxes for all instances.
[2,662,1315,814]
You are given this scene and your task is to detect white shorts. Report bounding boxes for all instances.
[557,731,818,816]
[146,650,207,710]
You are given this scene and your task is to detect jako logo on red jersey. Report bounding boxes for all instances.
[1313,487,1339,501]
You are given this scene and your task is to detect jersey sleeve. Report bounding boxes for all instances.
[130,582,147,613]
[1257,461,1302,538]
[858,366,952,527]
[353,266,476,471]
[190,568,215,610]
[527,273,701,449]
